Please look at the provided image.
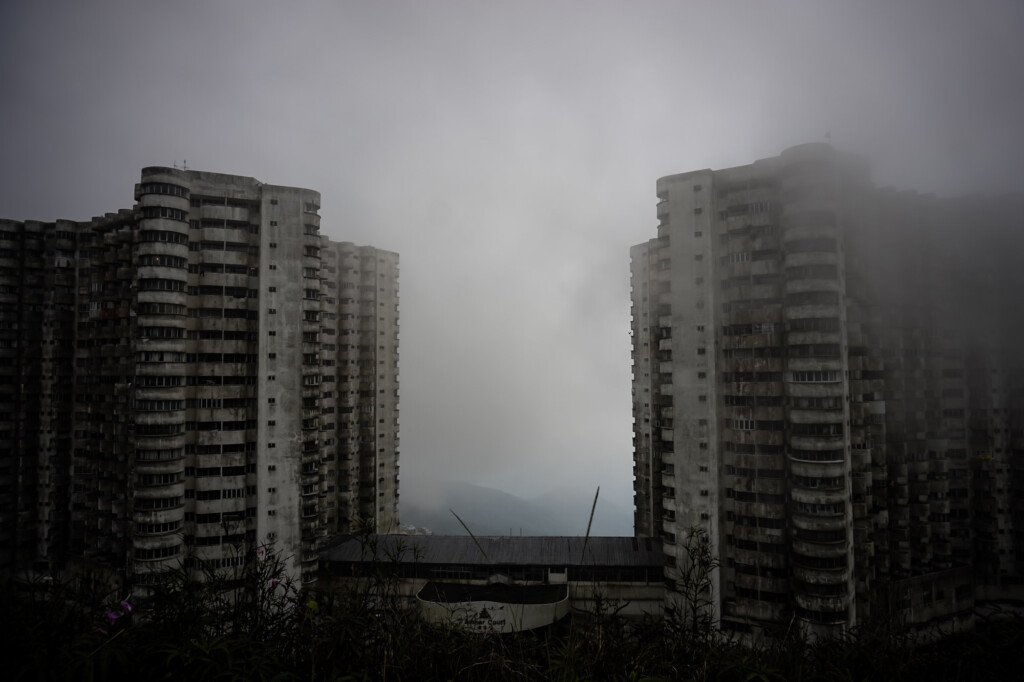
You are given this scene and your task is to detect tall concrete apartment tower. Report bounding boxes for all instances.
[631,143,1024,637]
[0,167,399,590]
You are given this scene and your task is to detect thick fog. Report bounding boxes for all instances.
[2,0,1022,531]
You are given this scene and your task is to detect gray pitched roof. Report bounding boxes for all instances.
[321,535,663,567]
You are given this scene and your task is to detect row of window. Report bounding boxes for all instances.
[720,249,778,265]
[725,489,786,504]
[137,302,187,316]
[791,527,846,543]
[138,277,185,292]
[723,323,776,335]
[184,464,256,477]
[723,223,776,239]
[188,285,256,297]
[136,351,262,367]
[135,423,183,436]
[134,496,183,510]
[185,420,258,431]
[189,308,259,320]
[788,343,841,358]
[139,182,188,198]
[720,201,775,219]
[188,241,258,255]
[193,485,257,501]
[185,398,256,409]
[790,422,844,436]
[136,520,182,535]
[722,346,783,359]
[184,376,259,386]
[139,254,187,268]
[725,466,785,478]
[139,326,184,339]
[722,372,783,383]
[792,475,844,490]
[792,501,845,516]
[137,472,182,486]
[190,219,259,233]
[727,513,786,530]
[724,419,785,431]
[135,545,181,560]
[723,395,783,407]
[133,399,184,411]
[186,533,250,547]
[790,370,842,383]
[189,262,255,275]
[136,447,184,461]
[186,442,255,455]
[190,195,259,210]
[789,448,844,462]
[723,442,785,455]
[139,206,187,222]
[788,317,840,333]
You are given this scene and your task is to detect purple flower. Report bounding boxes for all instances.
[121,600,133,613]
[267,578,280,588]
[105,610,122,622]
[257,547,266,558]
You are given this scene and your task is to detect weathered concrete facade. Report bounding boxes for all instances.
[0,168,400,591]
[631,143,1024,637]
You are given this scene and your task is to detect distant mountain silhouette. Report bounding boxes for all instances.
[400,481,632,537]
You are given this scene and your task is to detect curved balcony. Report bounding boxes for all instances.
[783,251,838,270]
[136,217,190,236]
[132,551,182,575]
[134,409,186,427]
[787,408,845,426]
[133,507,185,526]
[134,458,184,477]
[791,484,846,505]
[784,278,840,296]
[134,388,186,405]
[789,434,844,452]
[134,481,185,501]
[790,510,846,532]
[785,332,842,348]
[792,537,848,560]
[789,458,845,479]
[792,564,848,587]
[135,294,188,318]
[133,530,183,553]
[137,262,189,281]
[793,592,849,617]
[783,304,841,321]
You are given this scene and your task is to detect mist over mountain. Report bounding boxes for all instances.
[400,480,633,537]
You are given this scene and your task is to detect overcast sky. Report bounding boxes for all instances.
[2,0,1022,527]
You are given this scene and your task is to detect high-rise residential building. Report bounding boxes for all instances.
[0,167,399,590]
[631,143,1024,636]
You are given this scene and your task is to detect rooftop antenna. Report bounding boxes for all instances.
[182,159,188,170]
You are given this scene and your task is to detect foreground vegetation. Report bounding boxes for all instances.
[5,548,1023,681]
